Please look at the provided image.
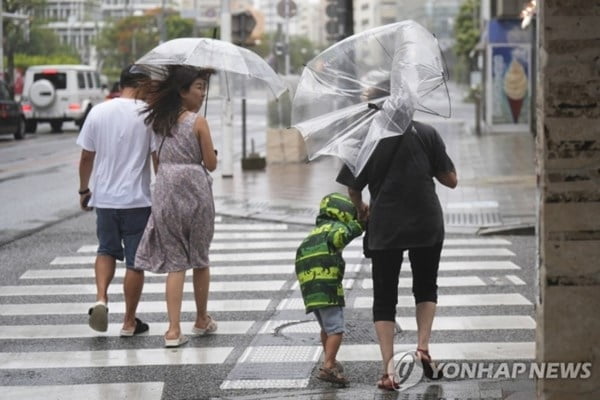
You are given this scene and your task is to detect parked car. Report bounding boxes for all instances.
[0,80,26,140]
[21,65,105,133]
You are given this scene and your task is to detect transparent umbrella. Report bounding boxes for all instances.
[291,20,450,176]
[133,37,288,99]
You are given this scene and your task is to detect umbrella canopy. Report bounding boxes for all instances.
[291,20,450,176]
[134,37,287,99]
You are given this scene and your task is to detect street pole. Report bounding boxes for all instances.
[0,0,4,80]
[159,0,167,43]
[284,0,290,75]
[220,0,234,177]
[192,0,199,37]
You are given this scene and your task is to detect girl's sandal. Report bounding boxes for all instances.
[416,348,443,380]
[317,366,348,386]
[376,373,399,391]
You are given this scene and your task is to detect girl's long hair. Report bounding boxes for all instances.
[143,65,213,137]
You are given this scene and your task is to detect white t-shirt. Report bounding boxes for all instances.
[76,98,157,209]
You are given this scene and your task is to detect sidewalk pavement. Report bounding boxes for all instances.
[212,103,536,233]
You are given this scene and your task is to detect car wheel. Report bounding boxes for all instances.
[25,120,37,133]
[14,117,26,140]
[50,121,63,133]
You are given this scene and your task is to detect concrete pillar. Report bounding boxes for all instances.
[536,2,600,399]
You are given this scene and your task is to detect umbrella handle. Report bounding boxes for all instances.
[203,76,211,117]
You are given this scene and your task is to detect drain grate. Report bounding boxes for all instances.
[445,210,502,227]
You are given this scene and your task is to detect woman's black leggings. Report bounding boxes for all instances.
[371,242,443,322]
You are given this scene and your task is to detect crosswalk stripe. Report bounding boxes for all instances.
[290,279,354,290]
[434,261,521,271]
[21,266,297,279]
[0,321,254,339]
[220,379,309,390]
[218,342,535,362]
[76,238,513,253]
[360,275,525,288]
[258,315,535,333]
[0,347,234,369]
[396,316,536,330]
[277,293,532,310]
[352,294,531,308]
[19,261,520,281]
[50,248,515,265]
[0,299,271,316]
[211,223,288,230]
[0,280,287,296]
[215,236,513,246]
[214,232,309,240]
[337,342,535,361]
[506,275,527,285]
[364,276,486,288]
[0,382,164,400]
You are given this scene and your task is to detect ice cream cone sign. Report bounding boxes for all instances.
[503,59,528,123]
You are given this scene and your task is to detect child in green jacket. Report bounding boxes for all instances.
[295,192,364,385]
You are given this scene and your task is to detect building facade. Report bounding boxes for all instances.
[34,0,179,66]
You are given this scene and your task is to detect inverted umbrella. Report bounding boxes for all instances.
[133,37,287,99]
[291,20,450,176]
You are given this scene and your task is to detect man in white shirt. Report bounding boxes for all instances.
[77,66,157,336]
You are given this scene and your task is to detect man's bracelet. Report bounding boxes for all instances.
[78,188,90,195]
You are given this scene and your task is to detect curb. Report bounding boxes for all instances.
[477,223,535,236]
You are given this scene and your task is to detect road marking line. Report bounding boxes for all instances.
[0,299,270,316]
[220,379,309,390]
[0,321,254,339]
[362,276,485,288]
[51,248,515,265]
[506,274,527,285]
[76,238,512,253]
[0,382,164,400]
[337,342,535,361]
[352,293,532,308]
[0,280,286,296]
[20,261,521,280]
[0,347,234,369]
[396,315,536,330]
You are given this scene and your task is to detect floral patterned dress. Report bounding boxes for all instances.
[135,113,214,272]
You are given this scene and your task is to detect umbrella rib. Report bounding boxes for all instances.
[374,35,394,62]
[416,78,451,117]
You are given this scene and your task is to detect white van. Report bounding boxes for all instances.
[21,65,105,133]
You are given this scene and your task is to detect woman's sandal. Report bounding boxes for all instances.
[192,315,218,336]
[317,366,348,386]
[416,348,443,380]
[376,373,399,391]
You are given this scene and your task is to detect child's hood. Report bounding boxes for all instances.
[315,192,358,226]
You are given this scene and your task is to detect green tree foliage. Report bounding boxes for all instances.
[96,12,194,78]
[254,33,319,75]
[3,1,79,85]
[14,54,80,69]
[165,15,194,39]
[21,25,79,58]
[453,0,480,83]
[2,0,45,84]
